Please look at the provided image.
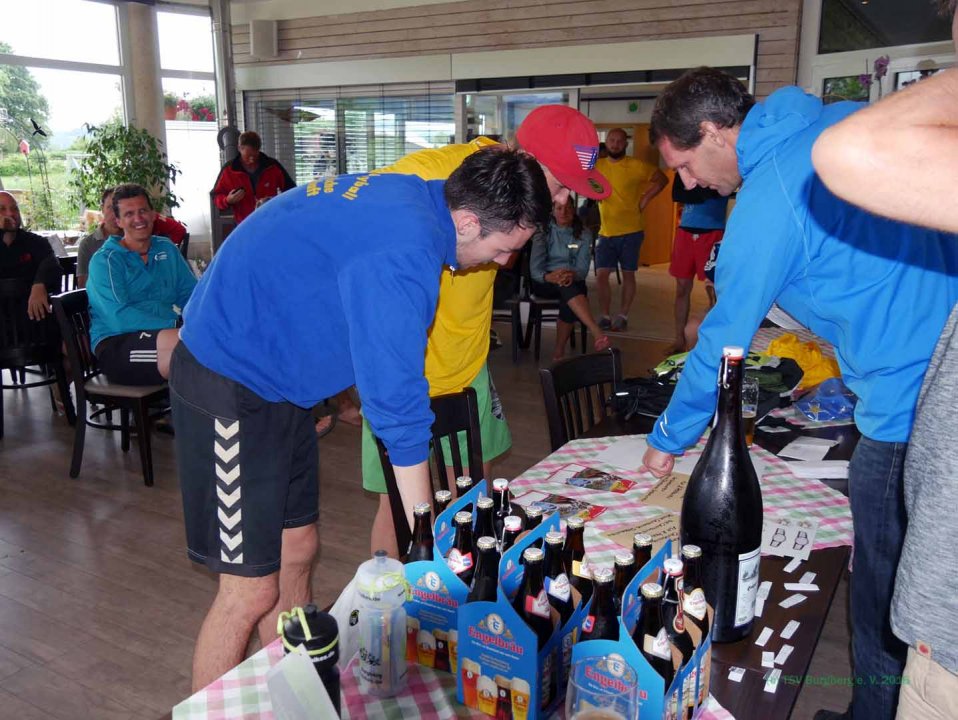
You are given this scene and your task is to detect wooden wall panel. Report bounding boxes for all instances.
[233,0,802,98]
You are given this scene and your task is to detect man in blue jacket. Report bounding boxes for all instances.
[87,183,197,385]
[640,67,958,720]
[172,147,550,690]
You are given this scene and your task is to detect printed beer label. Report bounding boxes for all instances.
[545,573,571,602]
[446,549,473,575]
[644,628,671,660]
[525,589,552,619]
[582,615,595,633]
[572,559,591,579]
[735,547,761,627]
[684,588,707,620]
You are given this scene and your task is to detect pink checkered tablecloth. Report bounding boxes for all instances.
[510,434,853,570]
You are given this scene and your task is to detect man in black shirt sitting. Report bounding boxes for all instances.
[0,191,62,320]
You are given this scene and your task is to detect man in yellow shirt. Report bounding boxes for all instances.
[595,127,668,331]
[362,105,611,556]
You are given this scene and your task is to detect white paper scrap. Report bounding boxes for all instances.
[762,651,775,669]
[800,572,817,585]
[784,460,850,479]
[779,437,836,462]
[728,666,747,683]
[784,583,820,593]
[775,644,794,665]
[754,596,766,618]
[764,669,782,693]
[757,580,773,599]
[781,620,801,640]
[784,557,802,573]
[755,627,773,647]
[594,435,648,471]
[758,425,791,434]
[779,593,807,609]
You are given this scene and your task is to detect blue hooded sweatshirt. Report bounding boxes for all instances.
[180,173,457,467]
[87,235,197,351]
[648,87,958,454]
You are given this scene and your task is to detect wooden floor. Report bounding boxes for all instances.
[0,265,851,718]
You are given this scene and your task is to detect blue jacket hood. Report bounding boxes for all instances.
[737,87,823,180]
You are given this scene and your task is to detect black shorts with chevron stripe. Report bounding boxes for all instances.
[169,342,319,577]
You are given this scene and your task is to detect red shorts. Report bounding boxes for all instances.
[669,228,724,281]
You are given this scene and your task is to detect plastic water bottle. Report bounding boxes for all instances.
[356,550,409,697]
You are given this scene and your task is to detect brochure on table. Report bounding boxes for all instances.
[403,482,486,675]
[571,539,713,720]
[457,510,588,719]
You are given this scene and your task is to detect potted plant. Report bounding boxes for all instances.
[69,121,180,215]
[163,92,178,121]
[189,94,217,122]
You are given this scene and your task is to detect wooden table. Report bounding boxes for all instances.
[579,411,857,718]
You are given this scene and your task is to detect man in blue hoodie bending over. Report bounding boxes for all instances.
[640,67,958,720]
[172,147,550,691]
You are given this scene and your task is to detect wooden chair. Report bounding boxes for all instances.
[374,387,484,556]
[0,279,75,437]
[58,256,78,293]
[539,348,623,452]
[51,289,168,486]
[178,232,190,260]
[518,244,587,363]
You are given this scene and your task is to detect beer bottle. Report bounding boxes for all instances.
[632,583,674,690]
[681,346,763,643]
[501,515,523,554]
[446,510,476,586]
[542,531,574,624]
[633,533,653,570]
[511,547,556,710]
[681,545,710,638]
[405,502,434,564]
[492,478,511,541]
[661,558,695,666]
[524,505,544,550]
[474,497,496,554]
[579,567,619,642]
[467,536,501,603]
[434,489,452,516]
[563,517,593,602]
[456,476,475,513]
[612,551,636,615]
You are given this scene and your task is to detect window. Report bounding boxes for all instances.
[819,0,952,54]
[247,85,455,184]
[465,92,569,143]
[0,0,119,65]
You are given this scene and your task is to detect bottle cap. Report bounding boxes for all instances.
[525,505,543,519]
[435,490,452,503]
[633,533,653,547]
[413,502,431,516]
[614,552,634,567]
[278,604,340,666]
[477,536,497,552]
[522,547,544,563]
[504,516,522,532]
[681,544,702,559]
[455,476,473,489]
[545,531,564,545]
[493,478,509,491]
[567,516,585,530]
[454,511,473,525]
[641,582,664,599]
[722,346,745,359]
[477,496,494,510]
[592,567,613,583]
[663,558,684,576]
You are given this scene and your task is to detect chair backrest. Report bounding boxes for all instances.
[375,387,484,556]
[0,278,61,369]
[179,232,190,260]
[51,289,99,390]
[539,348,623,452]
[58,255,78,293]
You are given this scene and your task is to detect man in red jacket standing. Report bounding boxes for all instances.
[212,131,295,225]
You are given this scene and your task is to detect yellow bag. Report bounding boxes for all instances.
[766,333,841,389]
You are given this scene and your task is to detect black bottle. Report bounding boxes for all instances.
[542,531,574,625]
[681,345,763,643]
[661,558,695,666]
[405,502,433,563]
[446,510,475,586]
[467,536,501,603]
[681,544,711,639]
[492,478,511,542]
[563,516,592,602]
[501,515,523,554]
[633,532,653,570]
[511,547,556,710]
[579,567,619,642]
[474,497,496,554]
[632,583,675,690]
[612,551,636,615]
[434,489,452,516]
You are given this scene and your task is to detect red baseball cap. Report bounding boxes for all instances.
[516,105,611,200]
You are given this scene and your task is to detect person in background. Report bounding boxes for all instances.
[0,190,61,319]
[211,130,295,226]
[594,127,668,331]
[171,148,550,690]
[666,173,728,354]
[640,67,958,720]
[77,187,187,288]
[812,3,958,718]
[530,196,611,361]
[86,184,196,385]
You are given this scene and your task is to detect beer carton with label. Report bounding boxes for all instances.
[403,482,486,675]
[571,540,713,719]
[457,512,580,719]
